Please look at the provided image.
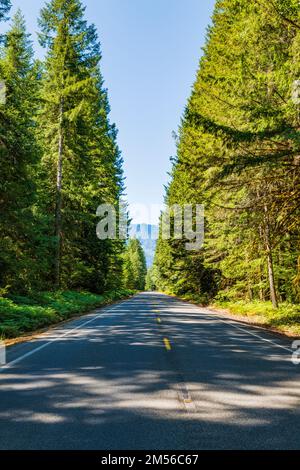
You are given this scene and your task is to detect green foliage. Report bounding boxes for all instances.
[0,0,10,24]
[38,0,125,291]
[154,0,300,309]
[0,1,126,298]
[0,10,43,293]
[123,239,147,291]
[0,289,134,339]
[154,227,221,300]
[214,300,300,335]
[145,264,160,291]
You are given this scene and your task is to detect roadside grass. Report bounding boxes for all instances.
[169,291,300,337]
[0,289,135,339]
[213,300,300,336]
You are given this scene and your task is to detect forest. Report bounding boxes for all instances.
[0,0,146,338]
[1,0,300,339]
[1,0,300,454]
[152,0,300,331]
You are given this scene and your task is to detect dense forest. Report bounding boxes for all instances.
[0,0,146,338]
[123,239,147,291]
[153,0,300,312]
[0,0,127,295]
[1,0,300,338]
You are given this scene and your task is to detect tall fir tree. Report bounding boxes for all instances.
[0,10,40,292]
[154,0,300,306]
[38,0,125,292]
[0,0,10,24]
[123,239,147,291]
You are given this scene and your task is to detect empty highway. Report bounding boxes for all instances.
[0,292,299,450]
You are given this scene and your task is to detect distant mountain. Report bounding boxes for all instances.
[129,224,158,267]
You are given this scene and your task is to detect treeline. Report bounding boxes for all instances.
[123,239,147,291]
[0,0,125,295]
[154,0,300,307]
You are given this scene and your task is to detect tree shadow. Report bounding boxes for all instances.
[0,293,300,450]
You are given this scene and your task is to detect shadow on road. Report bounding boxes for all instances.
[0,293,299,450]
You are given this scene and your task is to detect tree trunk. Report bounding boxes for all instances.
[266,246,278,308]
[55,97,64,288]
[246,253,253,301]
[247,281,253,301]
[258,225,265,301]
[258,265,265,301]
[263,204,278,308]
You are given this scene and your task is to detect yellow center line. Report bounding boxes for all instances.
[163,338,171,351]
[157,317,161,324]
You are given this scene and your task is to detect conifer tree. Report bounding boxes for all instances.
[123,239,147,291]
[0,0,10,24]
[154,0,300,306]
[38,0,125,291]
[0,10,40,292]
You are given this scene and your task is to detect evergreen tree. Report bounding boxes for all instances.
[0,10,40,292]
[145,264,159,291]
[0,0,10,24]
[154,0,300,307]
[38,0,125,292]
[123,239,147,291]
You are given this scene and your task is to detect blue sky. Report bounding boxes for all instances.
[1,0,215,224]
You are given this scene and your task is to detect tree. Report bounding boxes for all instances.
[0,10,41,292]
[123,239,147,291]
[0,0,10,24]
[154,0,300,307]
[145,265,160,291]
[38,0,125,291]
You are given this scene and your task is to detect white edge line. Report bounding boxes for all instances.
[163,302,292,353]
[187,306,292,353]
[0,307,117,372]
[1,295,293,372]
[216,318,292,353]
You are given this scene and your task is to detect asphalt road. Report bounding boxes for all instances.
[0,292,299,450]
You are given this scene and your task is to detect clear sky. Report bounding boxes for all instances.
[1,0,215,224]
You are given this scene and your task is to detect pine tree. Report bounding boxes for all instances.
[145,264,160,291]
[38,0,125,292]
[0,0,10,24]
[154,0,300,306]
[0,9,40,292]
[123,239,147,291]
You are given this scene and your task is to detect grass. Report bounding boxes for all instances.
[213,300,300,336]
[169,291,300,337]
[0,289,135,339]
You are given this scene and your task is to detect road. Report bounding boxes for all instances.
[0,292,300,450]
